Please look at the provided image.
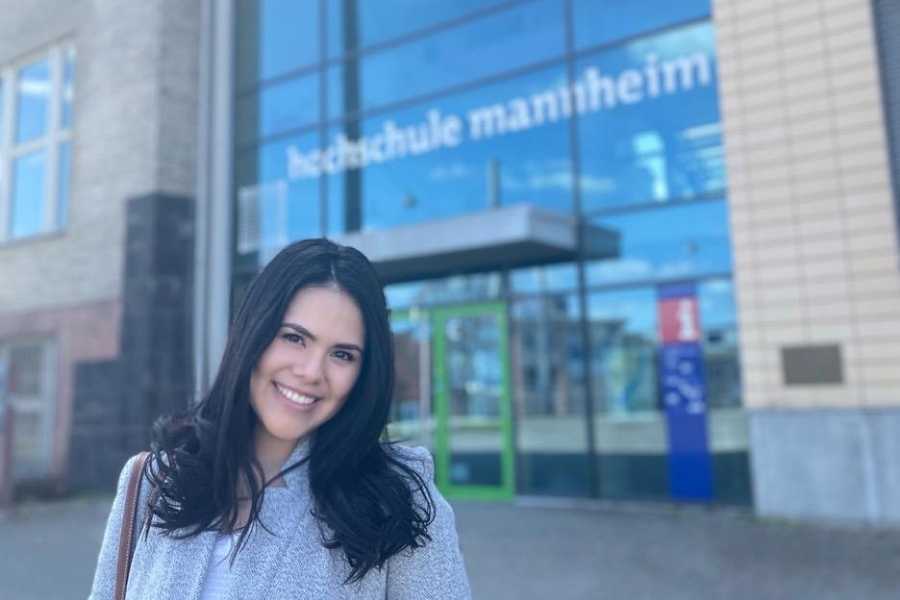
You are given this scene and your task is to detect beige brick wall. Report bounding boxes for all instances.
[714,0,900,408]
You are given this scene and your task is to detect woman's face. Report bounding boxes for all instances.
[249,285,365,456]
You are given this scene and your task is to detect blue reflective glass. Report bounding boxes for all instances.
[235,0,319,86]
[11,150,47,238]
[326,0,342,59]
[62,47,75,129]
[236,74,319,144]
[587,287,658,414]
[698,278,737,332]
[327,63,346,120]
[325,160,347,236]
[58,141,71,228]
[573,0,710,49]
[234,134,321,267]
[697,278,742,409]
[16,60,50,144]
[385,273,501,309]
[357,0,511,49]
[509,263,578,294]
[328,0,512,57]
[322,66,573,235]
[588,285,667,502]
[586,200,732,285]
[511,292,591,497]
[360,0,564,110]
[576,22,725,211]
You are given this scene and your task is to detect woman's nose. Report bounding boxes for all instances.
[292,351,324,383]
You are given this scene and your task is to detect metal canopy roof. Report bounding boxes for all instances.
[333,204,619,283]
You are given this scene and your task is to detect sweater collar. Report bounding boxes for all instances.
[277,436,311,495]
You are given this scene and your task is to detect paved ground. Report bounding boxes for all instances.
[1,496,898,599]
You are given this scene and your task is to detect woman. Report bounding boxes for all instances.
[89,238,472,599]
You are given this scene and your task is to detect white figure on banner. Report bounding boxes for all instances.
[663,359,706,414]
[677,298,698,341]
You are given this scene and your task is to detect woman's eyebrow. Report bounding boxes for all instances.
[282,322,364,353]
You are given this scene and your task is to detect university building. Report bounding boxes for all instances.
[1,0,899,524]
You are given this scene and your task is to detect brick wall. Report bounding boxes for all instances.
[0,0,200,312]
[0,0,201,491]
[714,0,900,409]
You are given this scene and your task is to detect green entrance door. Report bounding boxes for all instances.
[432,303,514,500]
[389,303,514,500]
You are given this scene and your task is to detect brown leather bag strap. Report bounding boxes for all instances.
[114,451,151,600]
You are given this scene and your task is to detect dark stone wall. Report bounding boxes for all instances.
[874,0,900,247]
[69,193,194,491]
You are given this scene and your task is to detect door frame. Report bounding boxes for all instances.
[431,302,515,501]
[0,337,58,480]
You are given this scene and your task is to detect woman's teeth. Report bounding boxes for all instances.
[275,383,316,405]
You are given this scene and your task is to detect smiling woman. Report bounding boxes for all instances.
[88,238,471,599]
[249,286,365,476]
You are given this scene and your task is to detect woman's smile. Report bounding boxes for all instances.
[273,381,320,409]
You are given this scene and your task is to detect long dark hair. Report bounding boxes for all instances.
[144,238,435,582]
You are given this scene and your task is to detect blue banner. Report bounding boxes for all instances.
[657,285,713,501]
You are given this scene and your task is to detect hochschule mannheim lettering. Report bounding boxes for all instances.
[284,50,713,180]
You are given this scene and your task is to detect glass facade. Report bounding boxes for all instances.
[232,0,750,505]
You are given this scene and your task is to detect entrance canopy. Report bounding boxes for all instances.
[333,204,620,282]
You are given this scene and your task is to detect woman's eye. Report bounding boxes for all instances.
[333,350,355,362]
[282,332,304,344]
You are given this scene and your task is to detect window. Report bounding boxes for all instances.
[234,131,322,270]
[572,0,709,49]
[510,293,591,496]
[0,338,57,478]
[586,200,733,286]
[356,0,564,110]
[576,22,725,211]
[329,0,513,56]
[235,0,320,88]
[0,45,75,241]
[326,65,574,235]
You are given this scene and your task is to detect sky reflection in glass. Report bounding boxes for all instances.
[359,0,563,110]
[573,0,710,49]
[359,0,509,50]
[577,22,725,210]
[586,200,732,285]
[236,73,319,144]
[235,135,321,266]
[236,0,318,87]
[698,278,742,408]
[16,60,50,144]
[11,150,47,238]
[57,141,71,228]
[588,287,659,414]
[327,65,573,233]
[509,263,579,294]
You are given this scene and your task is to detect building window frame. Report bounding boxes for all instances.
[0,336,58,479]
[0,43,75,243]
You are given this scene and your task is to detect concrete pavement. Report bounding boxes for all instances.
[0,495,898,599]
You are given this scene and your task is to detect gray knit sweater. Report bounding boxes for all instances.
[88,443,472,599]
